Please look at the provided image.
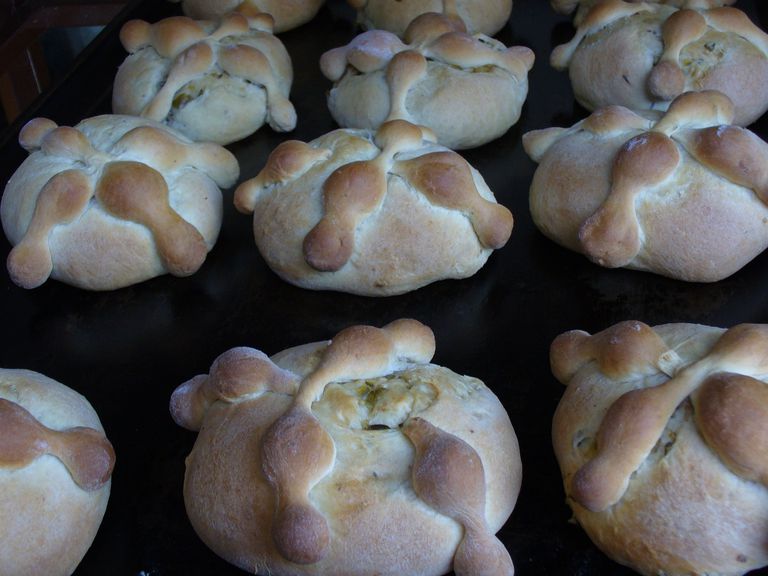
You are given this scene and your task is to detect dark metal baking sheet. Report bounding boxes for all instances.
[1,1,767,574]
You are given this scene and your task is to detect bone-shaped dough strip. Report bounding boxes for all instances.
[321,30,407,80]
[170,347,299,430]
[96,161,207,277]
[397,151,514,249]
[113,126,239,188]
[295,318,436,407]
[385,50,428,123]
[120,16,207,58]
[652,90,735,136]
[302,159,387,271]
[422,32,534,77]
[261,404,334,564]
[648,10,708,101]
[694,372,768,485]
[571,323,768,511]
[404,417,514,576]
[0,398,115,491]
[217,43,297,132]
[7,170,93,289]
[234,141,331,213]
[39,126,99,162]
[550,320,677,385]
[579,131,681,268]
[19,118,58,151]
[141,41,214,122]
[207,12,250,41]
[675,125,768,204]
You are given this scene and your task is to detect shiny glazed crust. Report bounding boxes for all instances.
[551,320,768,575]
[348,0,513,37]
[171,319,521,576]
[321,13,534,150]
[523,91,768,282]
[234,120,514,296]
[1,115,238,290]
[551,0,768,125]
[0,369,114,576]
[170,0,325,33]
[113,13,295,144]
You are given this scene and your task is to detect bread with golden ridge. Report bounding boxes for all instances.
[0,368,115,576]
[171,318,521,576]
[551,320,768,576]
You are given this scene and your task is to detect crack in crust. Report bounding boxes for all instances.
[170,319,517,571]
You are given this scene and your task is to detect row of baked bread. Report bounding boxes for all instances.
[4,318,767,576]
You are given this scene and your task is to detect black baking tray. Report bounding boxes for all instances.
[1,1,767,574]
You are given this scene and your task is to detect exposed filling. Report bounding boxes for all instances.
[679,32,729,83]
[314,371,438,430]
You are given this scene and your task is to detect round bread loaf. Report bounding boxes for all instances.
[171,319,521,576]
[320,13,534,150]
[1,115,238,290]
[234,120,514,296]
[348,0,512,37]
[550,320,768,576]
[113,13,296,145]
[522,91,768,282]
[170,0,325,33]
[0,368,115,576]
[551,0,735,25]
[551,0,768,126]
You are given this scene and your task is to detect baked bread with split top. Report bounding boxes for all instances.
[171,318,521,576]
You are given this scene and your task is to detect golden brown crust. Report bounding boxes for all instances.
[114,13,295,144]
[321,13,533,150]
[172,319,521,576]
[2,115,238,290]
[0,369,113,576]
[552,1,768,125]
[175,0,325,33]
[551,321,768,575]
[234,120,513,295]
[524,91,768,282]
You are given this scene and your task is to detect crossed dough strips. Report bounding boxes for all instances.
[171,319,515,575]
[117,13,296,137]
[551,320,768,512]
[235,120,513,275]
[5,116,238,289]
[170,0,325,33]
[320,13,533,144]
[523,91,768,280]
[0,398,114,492]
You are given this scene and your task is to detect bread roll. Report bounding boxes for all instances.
[551,0,768,125]
[523,91,768,282]
[235,120,514,295]
[321,13,534,150]
[348,0,513,37]
[171,319,521,576]
[551,320,768,576]
[113,13,295,145]
[1,115,238,290]
[170,0,325,33]
[0,368,115,576]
